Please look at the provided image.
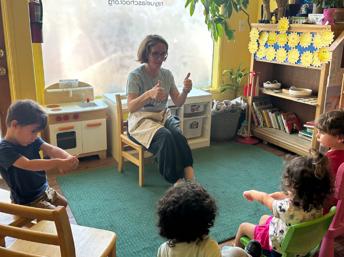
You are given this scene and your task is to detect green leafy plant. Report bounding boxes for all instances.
[185,0,250,41]
[220,66,249,97]
[312,0,343,8]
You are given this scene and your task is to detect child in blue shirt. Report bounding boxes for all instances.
[0,99,79,208]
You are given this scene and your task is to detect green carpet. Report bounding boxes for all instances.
[58,143,283,257]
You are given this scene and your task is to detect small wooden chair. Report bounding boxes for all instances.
[318,162,344,257]
[115,94,147,187]
[0,202,116,257]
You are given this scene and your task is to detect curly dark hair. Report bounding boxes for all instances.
[157,181,217,245]
[137,35,168,63]
[316,109,344,138]
[281,152,333,212]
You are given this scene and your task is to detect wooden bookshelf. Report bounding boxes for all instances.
[261,89,318,106]
[249,24,344,155]
[253,127,311,156]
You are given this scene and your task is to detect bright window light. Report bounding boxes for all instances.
[42,0,213,96]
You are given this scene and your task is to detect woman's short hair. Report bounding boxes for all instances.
[6,99,47,131]
[137,35,168,63]
[157,181,217,245]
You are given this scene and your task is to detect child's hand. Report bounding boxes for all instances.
[58,156,79,174]
[243,190,254,201]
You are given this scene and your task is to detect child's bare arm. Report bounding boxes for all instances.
[243,190,273,210]
[40,142,71,159]
[40,143,79,171]
[269,191,288,200]
[13,155,77,174]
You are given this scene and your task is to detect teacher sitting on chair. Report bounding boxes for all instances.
[126,34,194,184]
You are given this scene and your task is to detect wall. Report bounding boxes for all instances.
[1,0,37,101]
[212,2,259,93]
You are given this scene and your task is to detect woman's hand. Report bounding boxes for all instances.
[183,73,192,94]
[150,80,167,101]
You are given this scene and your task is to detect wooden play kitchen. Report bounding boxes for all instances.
[247,23,344,156]
[42,81,108,159]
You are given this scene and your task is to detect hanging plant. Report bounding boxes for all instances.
[185,0,250,41]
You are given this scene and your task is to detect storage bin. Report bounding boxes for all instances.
[183,117,203,139]
[211,109,242,141]
[184,103,206,116]
[169,107,179,116]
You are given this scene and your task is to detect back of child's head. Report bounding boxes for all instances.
[6,99,47,130]
[157,181,217,245]
[245,240,262,257]
[316,109,344,138]
[281,151,333,211]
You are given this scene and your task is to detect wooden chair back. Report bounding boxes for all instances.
[319,162,344,257]
[115,94,145,186]
[0,202,75,257]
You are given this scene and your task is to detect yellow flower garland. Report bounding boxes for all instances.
[288,32,300,48]
[300,32,312,48]
[248,41,258,54]
[276,48,287,63]
[277,33,288,47]
[300,51,313,67]
[250,28,260,42]
[288,48,300,64]
[278,17,289,33]
[256,46,267,59]
[320,30,334,47]
[312,51,322,67]
[318,47,331,63]
[259,31,269,45]
[313,33,325,49]
[267,32,277,45]
[266,47,276,61]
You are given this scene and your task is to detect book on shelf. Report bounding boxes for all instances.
[280,112,302,134]
[252,96,273,128]
[298,133,312,141]
[298,129,313,138]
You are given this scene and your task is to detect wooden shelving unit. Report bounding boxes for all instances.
[249,24,344,156]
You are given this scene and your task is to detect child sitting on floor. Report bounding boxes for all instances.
[0,99,79,209]
[316,109,344,210]
[233,152,332,256]
[156,181,221,257]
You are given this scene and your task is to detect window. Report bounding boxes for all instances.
[42,0,213,96]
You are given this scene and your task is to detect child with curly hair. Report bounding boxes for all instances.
[234,152,332,255]
[156,181,220,257]
[316,109,344,210]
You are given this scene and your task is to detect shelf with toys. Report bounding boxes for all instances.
[247,21,344,156]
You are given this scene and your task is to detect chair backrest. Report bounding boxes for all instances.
[280,206,336,256]
[115,94,125,135]
[0,202,76,257]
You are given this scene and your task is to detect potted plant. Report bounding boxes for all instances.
[220,66,249,99]
[185,0,250,41]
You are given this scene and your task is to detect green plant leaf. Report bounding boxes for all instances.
[223,1,233,18]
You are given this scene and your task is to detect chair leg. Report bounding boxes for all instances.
[118,143,123,173]
[139,149,144,187]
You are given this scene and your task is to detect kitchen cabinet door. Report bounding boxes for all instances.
[81,118,107,154]
[48,121,83,155]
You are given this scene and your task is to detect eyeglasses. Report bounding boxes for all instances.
[150,51,168,60]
